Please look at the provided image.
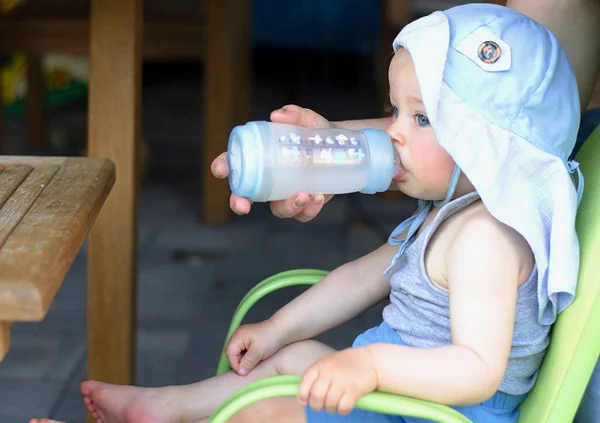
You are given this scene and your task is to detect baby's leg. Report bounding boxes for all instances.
[82,340,334,423]
[29,419,66,423]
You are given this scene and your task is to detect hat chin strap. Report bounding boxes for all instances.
[383,165,462,276]
[435,165,462,208]
[567,159,584,206]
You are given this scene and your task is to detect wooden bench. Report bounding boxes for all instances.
[0,156,114,361]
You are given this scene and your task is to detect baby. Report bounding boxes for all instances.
[30,3,583,423]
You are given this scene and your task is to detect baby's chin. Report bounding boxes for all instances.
[393,182,422,200]
[395,182,447,202]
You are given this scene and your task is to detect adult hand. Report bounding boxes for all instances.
[211,104,333,222]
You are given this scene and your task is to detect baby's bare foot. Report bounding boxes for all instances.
[81,380,185,423]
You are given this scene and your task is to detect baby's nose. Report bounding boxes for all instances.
[386,123,407,147]
[389,132,407,147]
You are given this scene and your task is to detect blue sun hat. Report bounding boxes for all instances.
[386,3,583,326]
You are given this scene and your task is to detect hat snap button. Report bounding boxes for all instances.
[478,41,501,64]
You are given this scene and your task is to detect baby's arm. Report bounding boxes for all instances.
[364,214,530,405]
[270,242,397,346]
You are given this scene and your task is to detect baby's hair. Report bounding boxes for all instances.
[382,104,395,117]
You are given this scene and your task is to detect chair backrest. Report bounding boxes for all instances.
[519,126,600,422]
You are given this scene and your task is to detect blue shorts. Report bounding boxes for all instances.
[305,322,526,423]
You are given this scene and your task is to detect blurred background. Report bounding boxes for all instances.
[0,1,598,422]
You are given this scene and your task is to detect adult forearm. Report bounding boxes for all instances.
[271,261,390,345]
[333,117,393,131]
[507,0,600,110]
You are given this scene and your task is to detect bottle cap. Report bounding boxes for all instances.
[227,122,264,199]
[360,129,395,194]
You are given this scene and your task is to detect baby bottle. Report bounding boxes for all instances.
[227,121,400,201]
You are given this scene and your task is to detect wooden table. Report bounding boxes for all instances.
[0,156,114,361]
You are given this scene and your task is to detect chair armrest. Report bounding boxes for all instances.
[208,375,472,423]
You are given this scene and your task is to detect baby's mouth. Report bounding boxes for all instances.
[393,166,408,181]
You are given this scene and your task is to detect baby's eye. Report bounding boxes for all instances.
[415,114,430,127]
[392,106,399,118]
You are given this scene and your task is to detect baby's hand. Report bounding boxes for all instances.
[225,320,286,376]
[298,347,378,415]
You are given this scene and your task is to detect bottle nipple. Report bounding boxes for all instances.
[392,147,403,175]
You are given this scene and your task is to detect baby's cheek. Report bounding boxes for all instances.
[418,155,455,186]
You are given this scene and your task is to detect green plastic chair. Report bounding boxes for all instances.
[208,126,600,423]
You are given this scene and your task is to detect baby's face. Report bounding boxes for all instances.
[387,50,471,201]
